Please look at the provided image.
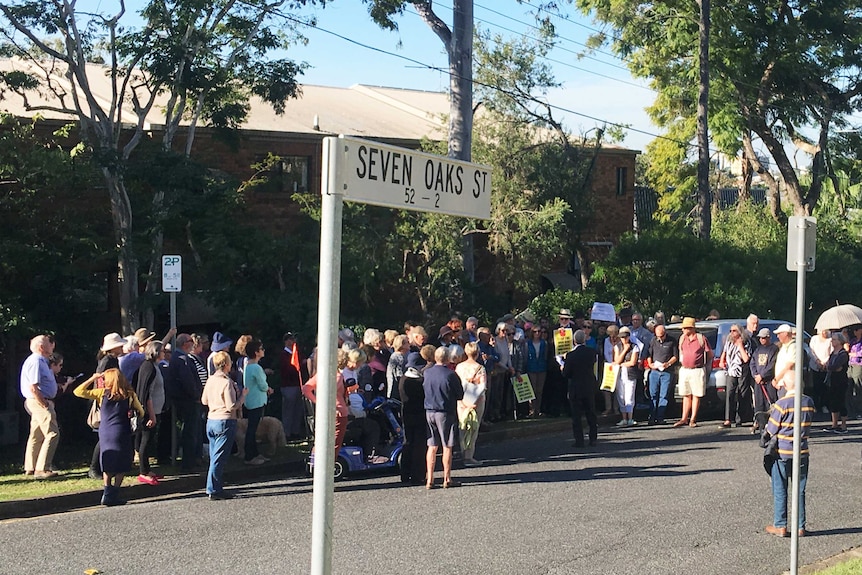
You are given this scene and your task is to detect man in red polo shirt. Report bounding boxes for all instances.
[674,317,713,428]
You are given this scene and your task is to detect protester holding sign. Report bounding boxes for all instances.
[526,326,548,417]
[614,327,640,427]
[602,325,622,416]
[455,343,487,467]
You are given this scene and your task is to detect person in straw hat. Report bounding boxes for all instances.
[673,317,714,428]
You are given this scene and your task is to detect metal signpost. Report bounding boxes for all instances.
[162,255,182,327]
[786,215,815,575]
[309,136,491,575]
[162,255,182,465]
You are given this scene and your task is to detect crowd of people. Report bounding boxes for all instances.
[18,305,856,513]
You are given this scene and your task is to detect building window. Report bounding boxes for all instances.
[616,167,628,196]
[259,156,310,193]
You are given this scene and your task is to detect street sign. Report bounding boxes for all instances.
[162,255,182,292]
[338,135,492,219]
[310,136,492,575]
[786,216,816,272]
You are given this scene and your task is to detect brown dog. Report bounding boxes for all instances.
[235,416,286,458]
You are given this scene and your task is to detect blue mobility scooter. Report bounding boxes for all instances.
[307,395,404,480]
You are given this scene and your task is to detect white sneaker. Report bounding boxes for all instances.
[615,420,627,427]
[464,459,483,467]
[245,455,266,465]
[628,420,637,426]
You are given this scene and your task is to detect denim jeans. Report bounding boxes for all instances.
[206,418,236,495]
[648,369,672,421]
[772,457,808,529]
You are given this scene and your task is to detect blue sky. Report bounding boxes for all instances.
[289,1,656,151]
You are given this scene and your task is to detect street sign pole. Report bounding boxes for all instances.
[308,135,491,575]
[787,216,815,575]
[309,137,343,575]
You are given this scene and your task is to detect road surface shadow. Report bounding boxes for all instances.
[468,464,734,485]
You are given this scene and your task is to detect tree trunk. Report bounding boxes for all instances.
[448,0,473,163]
[450,0,475,286]
[142,189,166,331]
[103,169,139,334]
[695,0,711,239]
[742,131,785,223]
[738,150,752,206]
[750,121,807,215]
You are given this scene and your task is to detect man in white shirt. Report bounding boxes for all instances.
[774,324,797,397]
[20,335,60,478]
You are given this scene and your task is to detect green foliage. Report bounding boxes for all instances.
[361,0,407,31]
[590,202,862,326]
[808,558,862,575]
[592,209,788,318]
[470,28,598,302]
[0,115,112,345]
[577,0,862,215]
[124,146,322,347]
[528,288,597,323]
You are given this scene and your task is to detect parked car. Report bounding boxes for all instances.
[664,319,810,414]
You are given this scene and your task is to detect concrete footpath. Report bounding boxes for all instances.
[0,415,574,521]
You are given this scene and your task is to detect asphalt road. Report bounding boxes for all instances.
[2,419,861,575]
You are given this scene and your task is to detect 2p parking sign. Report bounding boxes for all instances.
[162,255,182,292]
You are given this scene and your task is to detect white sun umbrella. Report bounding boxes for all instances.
[813,304,862,331]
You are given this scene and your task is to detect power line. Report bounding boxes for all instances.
[527,0,861,122]
[519,0,626,47]
[452,2,655,93]
[242,1,692,149]
[472,0,632,72]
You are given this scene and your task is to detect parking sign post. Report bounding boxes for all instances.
[787,216,815,575]
[162,255,182,465]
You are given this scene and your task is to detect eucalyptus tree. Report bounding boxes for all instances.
[575,0,862,220]
[472,26,602,290]
[362,0,478,282]
[0,0,318,332]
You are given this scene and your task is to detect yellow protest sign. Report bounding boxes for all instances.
[553,327,574,355]
[511,374,535,403]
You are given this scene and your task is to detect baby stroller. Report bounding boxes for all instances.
[307,395,404,480]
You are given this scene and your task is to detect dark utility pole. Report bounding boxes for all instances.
[695,0,711,239]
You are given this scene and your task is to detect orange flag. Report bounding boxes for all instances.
[291,341,303,385]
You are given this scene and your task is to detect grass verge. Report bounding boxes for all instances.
[0,444,310,503]
[0,466,124,502]
[810,558,862,575]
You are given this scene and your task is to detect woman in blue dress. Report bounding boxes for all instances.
[75,368,144,506]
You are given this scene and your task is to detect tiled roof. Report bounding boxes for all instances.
[0,58,447,140]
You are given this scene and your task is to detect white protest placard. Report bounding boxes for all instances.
[590,302,617,323]
[339,135,491,220]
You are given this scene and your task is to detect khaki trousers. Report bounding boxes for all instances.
[24,398,60,472]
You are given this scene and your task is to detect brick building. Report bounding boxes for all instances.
[1,61,637,444]
[1,57,637,277]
